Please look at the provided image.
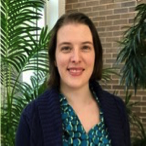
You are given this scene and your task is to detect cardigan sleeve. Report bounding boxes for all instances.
[15,99,44,146]
[15,110,31,146]
[114,96,131,146]
[15,100,36,146]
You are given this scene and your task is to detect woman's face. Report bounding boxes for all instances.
[55,23,95,90]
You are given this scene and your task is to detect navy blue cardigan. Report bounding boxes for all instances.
[16,81,131,146]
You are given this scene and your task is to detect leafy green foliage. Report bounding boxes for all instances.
[122,91,146,146]
[1,0,50,145]
[101,67,120,82]
[124,91,139,124]
[117,4,146,93]
[132,119,146,146]
[117,4,146,144]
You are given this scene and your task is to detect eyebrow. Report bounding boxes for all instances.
[58,42,71,47]
[58,41,93,46]
[82,41,93,45]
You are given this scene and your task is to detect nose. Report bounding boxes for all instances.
[70,49,81,63]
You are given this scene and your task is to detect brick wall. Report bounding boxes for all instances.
[66,0,146,135]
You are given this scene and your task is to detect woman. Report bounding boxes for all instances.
[16,12,131,146]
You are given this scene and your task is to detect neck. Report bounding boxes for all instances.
[60,84,93,107]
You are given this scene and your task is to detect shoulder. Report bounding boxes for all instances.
[101,87,126,112]
[99,86,128,123]
[22,88,59,120]
[16,89,54,146]
[106,91,127,118]
[91,80,126,111]
[105,90,125,108]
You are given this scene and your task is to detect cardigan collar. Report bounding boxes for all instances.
[91,81,125,146]
[37,81,125,146]
[37,88,63,146]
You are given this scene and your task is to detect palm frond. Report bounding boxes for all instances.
[122,90,146,146]
[101,67,120,82]
[132,119,146,146]
[1,71,48,145]
[1,0,50,145]
[116,4,146,93]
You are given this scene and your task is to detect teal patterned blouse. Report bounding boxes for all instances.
[60,90,111,146]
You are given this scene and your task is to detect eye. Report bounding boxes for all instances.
[82,45,91,51]
[61,46,71,52]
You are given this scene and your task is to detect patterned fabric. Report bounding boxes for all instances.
[60,90,111,146]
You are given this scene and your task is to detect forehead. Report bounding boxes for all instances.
[57,23,93,43]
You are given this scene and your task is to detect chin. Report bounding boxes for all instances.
[67,81,89,89]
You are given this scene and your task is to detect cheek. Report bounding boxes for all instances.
[56,56,67,69]
[87,54,95,66]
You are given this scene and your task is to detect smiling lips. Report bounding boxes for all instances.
[68,68,84,76]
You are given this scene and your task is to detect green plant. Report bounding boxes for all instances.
[1,0,50,145]
[124,91,139,123]
[116,3,146,145]
[123,91,146,146]
[117,4,146,93]
[132,119,146,146]
[101,67,120,83]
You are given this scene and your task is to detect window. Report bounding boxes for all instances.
[22,0,65,85]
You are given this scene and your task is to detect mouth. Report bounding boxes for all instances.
[67,68,84,76]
